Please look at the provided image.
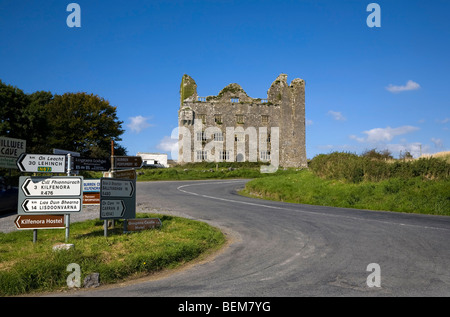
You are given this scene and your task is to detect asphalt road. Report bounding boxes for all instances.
[57,179,450,297]
[3,179,450,296]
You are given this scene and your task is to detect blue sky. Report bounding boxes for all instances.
[1,0,449,159]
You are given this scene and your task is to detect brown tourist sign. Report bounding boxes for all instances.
[15,215,65,230]
[126,218,162,232]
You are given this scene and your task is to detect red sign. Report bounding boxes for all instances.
[15,215,65,230]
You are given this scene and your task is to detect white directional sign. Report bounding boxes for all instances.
[16,154,66,173]
[100,200,126,219]
[17,176,83,215]
[21,198,81,213]
[21,177,82,197]
[101,179,134,197]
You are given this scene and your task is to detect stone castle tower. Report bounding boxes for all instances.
[178,74,307,168]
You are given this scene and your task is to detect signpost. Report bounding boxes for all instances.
[21,177,82,197]
[82,179,101,205]
[73,157,111,172]
[21,198,81,213]
[100,200,126,219]
[15,215,65,230]
[16,154,66,173]
[0,136,26,169]
[126,218,162,232]
[100,178,136,220]
[17,176,83,242]
[113,156,143,170]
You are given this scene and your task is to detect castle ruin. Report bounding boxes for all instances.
[177,74,307,168]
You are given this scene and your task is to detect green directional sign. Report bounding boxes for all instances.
[100,178,136,220]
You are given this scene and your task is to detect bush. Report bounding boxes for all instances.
[309,152,450,183]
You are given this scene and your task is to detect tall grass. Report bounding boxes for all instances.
[242,151,450,216]
[309,152,449,183]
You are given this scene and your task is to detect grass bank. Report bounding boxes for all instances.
[0,213,226,296]
[242,150,450,216]
[137,162,271,181]
[241,169,450,215]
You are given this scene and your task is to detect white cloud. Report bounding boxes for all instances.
[385,142,425,158]
[350,126,419,143]
[306,119,313,126]
[436,118,450,124]
[127,116,152,133]
[386,80,420,93]
[327,110,346,121]
[431,137,444,149]
[157,135,178,152]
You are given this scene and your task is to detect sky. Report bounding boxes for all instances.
[1,0,449,160]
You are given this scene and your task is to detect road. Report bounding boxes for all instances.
[38,178,448,297]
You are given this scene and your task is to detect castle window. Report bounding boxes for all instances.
[196,131,207,141]
[197,114,206,124]
[236,115,245,124]
[231,98,239,103]
[213,132,223,141]
[260,151,271,161]
[220,150,230,161]
[214,114,222,124]
[196,150,208,161]
[261,115,269,124]
[197,97,206,102]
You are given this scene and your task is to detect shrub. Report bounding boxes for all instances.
[309,152,450,183]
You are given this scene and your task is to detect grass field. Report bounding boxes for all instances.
[242,151,450,216]
[241,169,450,215]
[0,213,226,296]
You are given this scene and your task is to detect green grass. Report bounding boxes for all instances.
[135,162,281,181]
[0,213,226,296]
[241,169,450,216]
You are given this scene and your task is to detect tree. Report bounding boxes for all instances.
[45,92,127,157]
[23,91,54,153]
[0,80,28,138]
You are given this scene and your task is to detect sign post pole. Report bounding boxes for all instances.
[65,154,72,242]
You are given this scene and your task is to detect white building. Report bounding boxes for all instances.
[137,153,168,168]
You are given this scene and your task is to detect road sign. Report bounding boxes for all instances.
[17,176,83,215]
[0,137,26,169]
[100,178,136,220]
[83,179,101,192]
[100,200,126,219]
[16,153,66,173]
[101,178,134,197]
[73,157,111,172]
[53,149,80,157]
[21,198,81,213]
[21,177,82,197]
[83,193,100,205]
[126,218,162,232]
[113,156,143,169]
[82,179,101,205]
[15,215,65,230]
[103,169,136,180]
